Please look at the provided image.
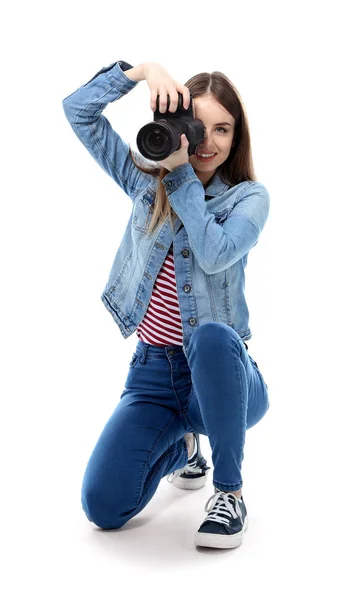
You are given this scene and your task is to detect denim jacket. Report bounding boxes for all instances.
[62,60,270,359]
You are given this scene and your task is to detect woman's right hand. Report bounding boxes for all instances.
[143,62,191,113]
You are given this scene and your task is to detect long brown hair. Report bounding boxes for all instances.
[128,70,257,237]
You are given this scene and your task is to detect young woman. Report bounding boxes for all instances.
[62,60,270,550]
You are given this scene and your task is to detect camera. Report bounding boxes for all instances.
[136,93,205,161]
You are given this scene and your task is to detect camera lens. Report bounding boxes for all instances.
[137,122,176,161]
[149,128,163,147]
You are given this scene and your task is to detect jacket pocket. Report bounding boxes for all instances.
[132,189,154,233]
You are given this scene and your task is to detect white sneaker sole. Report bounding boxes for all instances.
[194,516,249,549]
[170,469,210,490]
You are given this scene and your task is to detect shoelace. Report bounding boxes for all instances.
[203,490,244,526]
[166,457,204,484]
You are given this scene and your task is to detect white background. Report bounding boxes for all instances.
[1,0,350,597]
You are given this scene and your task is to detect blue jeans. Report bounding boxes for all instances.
[81,323,269,529]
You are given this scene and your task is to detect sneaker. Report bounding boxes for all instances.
[194,486,248,549]
[166,432,211,490]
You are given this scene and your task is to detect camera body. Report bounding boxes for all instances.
[136,93,205,161]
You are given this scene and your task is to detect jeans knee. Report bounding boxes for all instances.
[81,489,127,530]
[189,323,241,358]
[192,322,239,345]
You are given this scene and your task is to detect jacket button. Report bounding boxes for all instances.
[189,317,197,326]
[181,249,189,257]
[184,285,191,293]
[165,181,172,191]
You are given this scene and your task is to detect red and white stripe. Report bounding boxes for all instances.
[136,244,184,347]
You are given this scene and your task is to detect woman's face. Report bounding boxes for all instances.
[189,94,235,187]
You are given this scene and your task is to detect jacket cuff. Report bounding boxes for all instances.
[161,163,199,194]
[82,60,138,92]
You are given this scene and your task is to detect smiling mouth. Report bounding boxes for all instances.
[195,153,218,162]
[195,149,217,156]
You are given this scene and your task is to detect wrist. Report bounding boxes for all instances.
[123,64,145,82]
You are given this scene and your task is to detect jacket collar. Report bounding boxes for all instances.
[203,170,230,198]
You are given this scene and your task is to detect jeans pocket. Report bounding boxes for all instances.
[129,352,141,368]
[248,355,259,368]
[249,355,268,390]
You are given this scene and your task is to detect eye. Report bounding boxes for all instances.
[216,127,227,133]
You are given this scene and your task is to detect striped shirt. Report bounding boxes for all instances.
[136,243,184,347]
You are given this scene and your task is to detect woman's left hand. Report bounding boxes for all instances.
[158,134,190,171]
